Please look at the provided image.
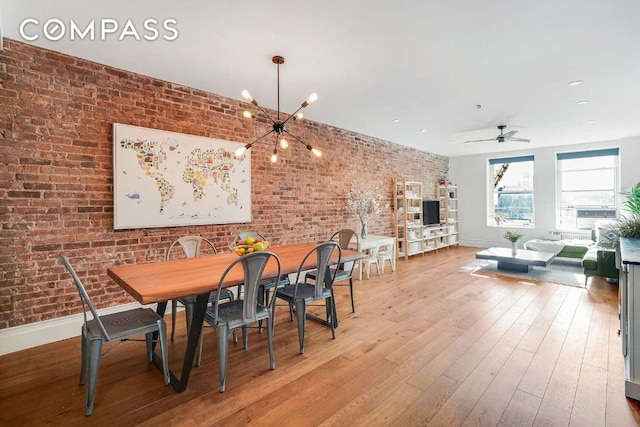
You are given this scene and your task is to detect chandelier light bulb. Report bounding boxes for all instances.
[241,90,253,102]
[242,110,253,119]
[270,150,278,163]
[311,147,322,157]
[295,112,304,120]
[306,93,318,104]
[279,137,289,149]
[234,146,247,157]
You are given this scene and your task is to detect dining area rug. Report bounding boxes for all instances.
[460,257,586,288]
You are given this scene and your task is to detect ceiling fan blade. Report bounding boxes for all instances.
[507,137,530,143]
[463,138,497,143]
[502,130,518,138]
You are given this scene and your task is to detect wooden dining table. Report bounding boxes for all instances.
[107,243,364,392]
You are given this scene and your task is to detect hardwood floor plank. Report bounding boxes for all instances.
[389,375,461,426]
[429,309,532,424]
[498,389,541,427]
[463,348,535,426]
[533,291,593,425]
[570,362,608,426]
[1,246,639,426]
[518,288,582,399]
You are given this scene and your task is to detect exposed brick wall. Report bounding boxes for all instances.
[0,39,448,328]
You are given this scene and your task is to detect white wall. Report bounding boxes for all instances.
[450,136,640,249]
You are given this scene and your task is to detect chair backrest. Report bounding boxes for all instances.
[331,229,357,250]
[378,243,394,258]
[294,242,341,299]
[211,251,281,323]
[59,256,111,340]
[367,246,380,259]
[330,229,357,272]
[166,236,217,260]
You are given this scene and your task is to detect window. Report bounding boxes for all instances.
[488,155,534,226]
[557,148,619,230]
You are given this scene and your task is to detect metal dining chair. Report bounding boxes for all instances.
[231,230,289,331]
[166,236,235,366]
[59,256,170,416]
[202,250,281,392]
[304,229,358,312]
[274,242,341,354]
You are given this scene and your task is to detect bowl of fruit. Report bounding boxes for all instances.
[230,236,270,256]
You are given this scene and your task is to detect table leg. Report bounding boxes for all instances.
[152,293,210,393]
[391,242,397,271]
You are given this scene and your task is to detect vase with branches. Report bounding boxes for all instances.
[346,184,384,239]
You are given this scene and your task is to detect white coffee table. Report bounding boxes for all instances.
[475,247,556,272]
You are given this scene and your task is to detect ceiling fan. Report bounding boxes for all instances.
[464,125,530,144]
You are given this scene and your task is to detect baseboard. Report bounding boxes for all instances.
[0,302,154,356]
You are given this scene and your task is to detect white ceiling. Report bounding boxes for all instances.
[2,0,640,157]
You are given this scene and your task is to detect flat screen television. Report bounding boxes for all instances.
[422,200,440,225]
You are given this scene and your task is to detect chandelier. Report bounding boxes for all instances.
[234,55,322,162]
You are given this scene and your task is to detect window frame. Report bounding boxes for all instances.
[487,155,535,228]
[556,148,620,231]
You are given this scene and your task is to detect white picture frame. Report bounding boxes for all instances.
[112,123,251,230]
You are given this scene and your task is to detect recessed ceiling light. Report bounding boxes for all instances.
[392,119,400,123]
[419,129,427,133]
[577,100,589,105]
[448,140,455,143]
[568,80,583,86]
[585,120,595,124]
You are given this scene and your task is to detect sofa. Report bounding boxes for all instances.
[524,229,619,286]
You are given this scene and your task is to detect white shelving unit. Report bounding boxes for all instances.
[437,182,459,248]
[394,179,460,260]
[394,179,424,260]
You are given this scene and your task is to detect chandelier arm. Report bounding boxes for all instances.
[247,129,276,147]
[281,105,305,126]
[283,130,312,149]
[252,104,278,126]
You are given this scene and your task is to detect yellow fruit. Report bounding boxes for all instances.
[254,242,264,251]
[245,237,255,245]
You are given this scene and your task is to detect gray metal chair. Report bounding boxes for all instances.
[166,236,235,366]
[230,230,288,331]
[274,242,341,354]
[304,229,358,312]
[202,251,281,392]
[59,256,170,416]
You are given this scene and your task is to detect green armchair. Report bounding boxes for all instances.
[582,246,619,286]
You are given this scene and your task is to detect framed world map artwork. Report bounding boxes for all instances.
[113,123,251,230]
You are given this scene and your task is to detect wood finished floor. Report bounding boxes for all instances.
[2,246,640,426]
